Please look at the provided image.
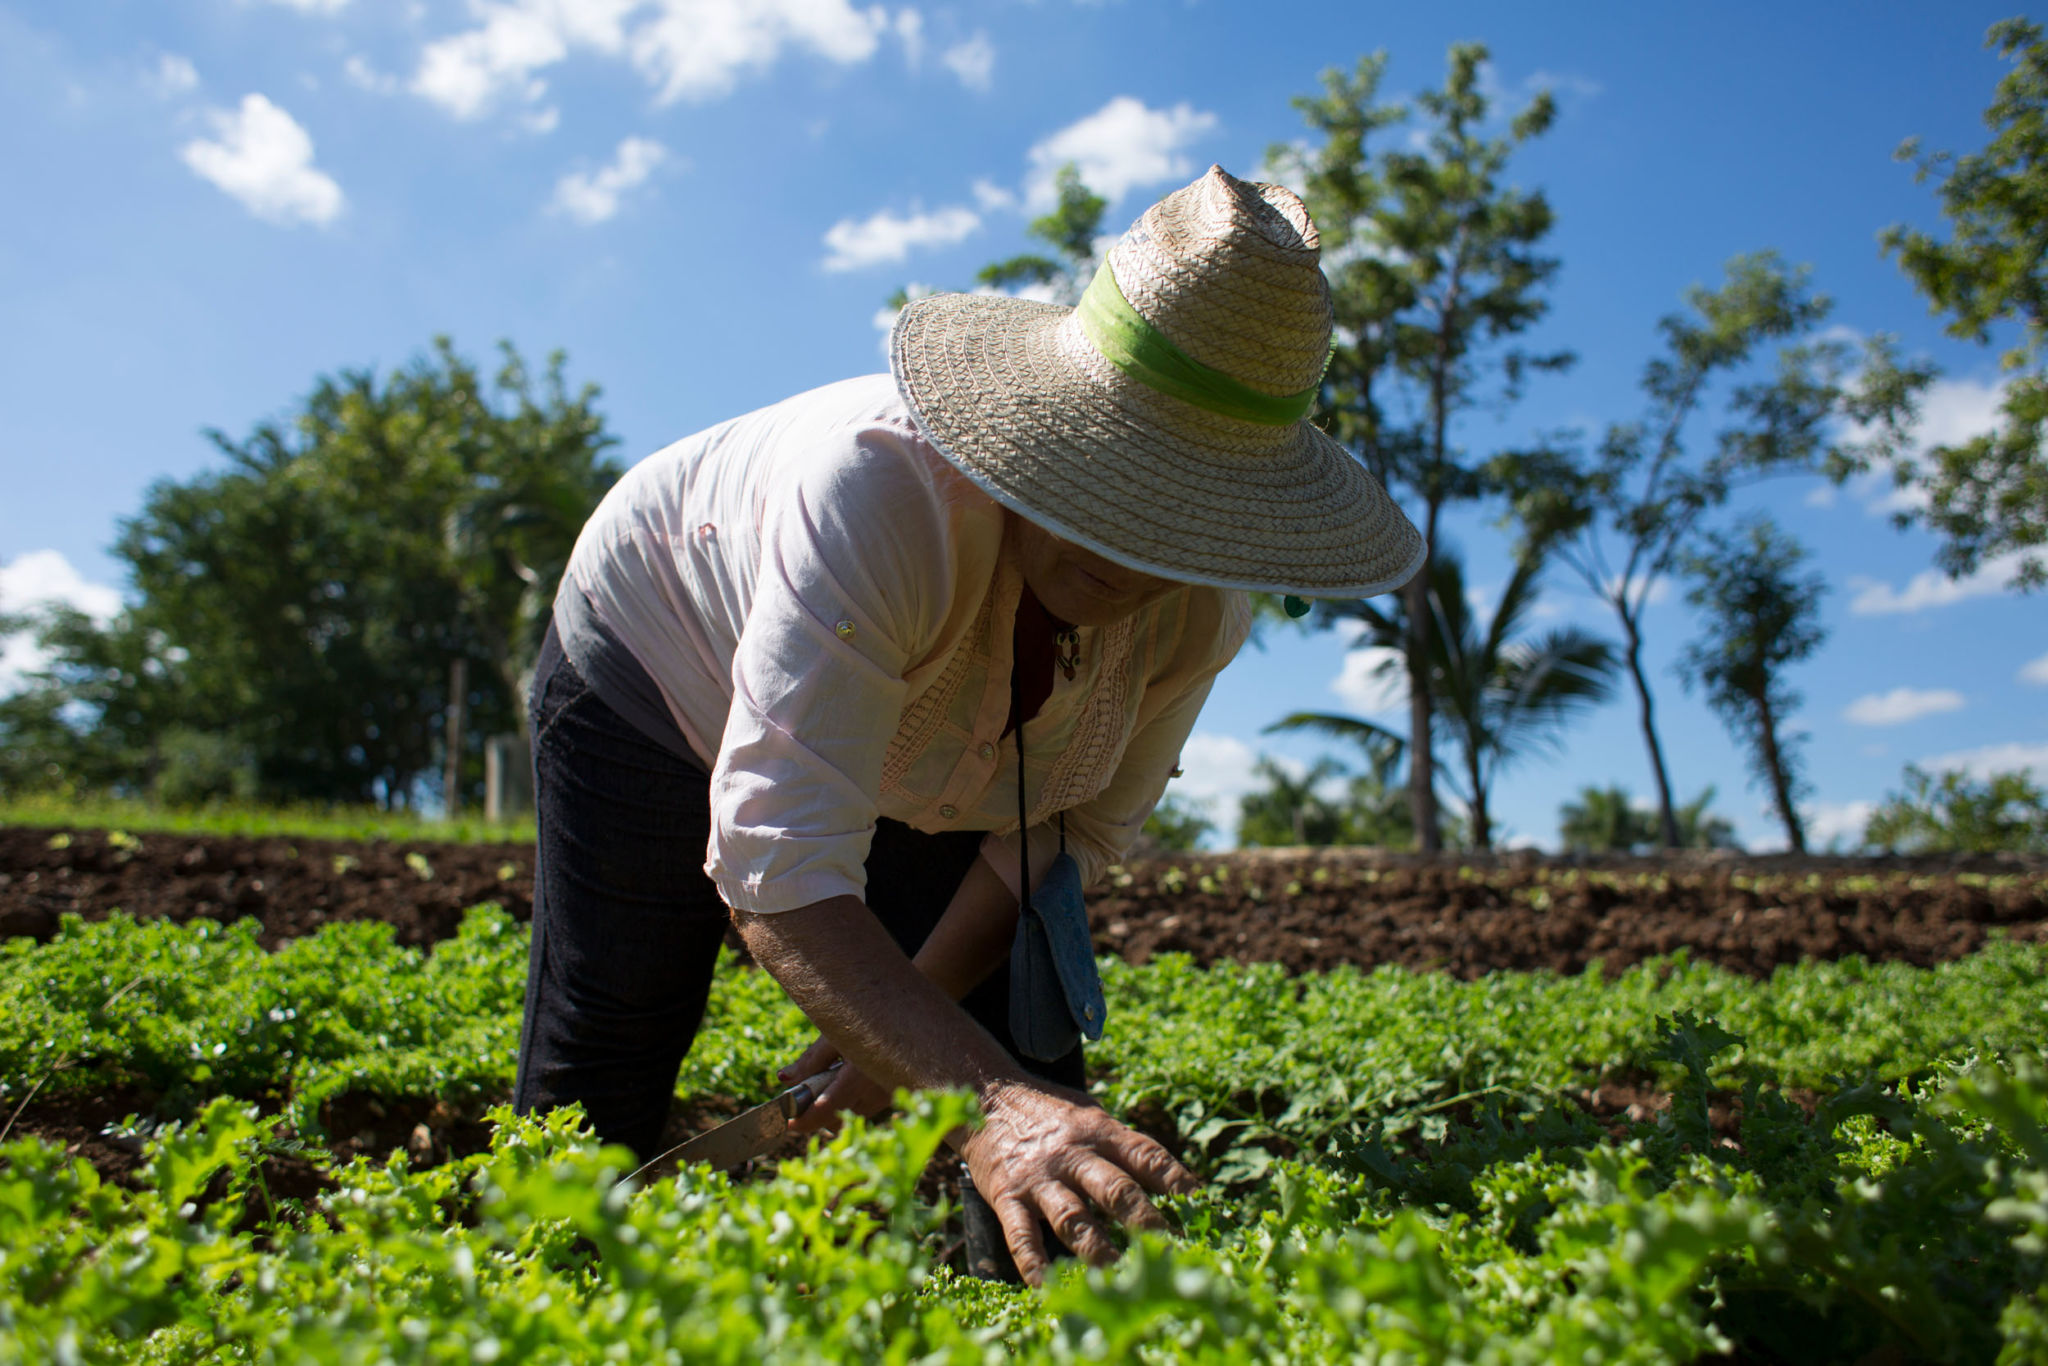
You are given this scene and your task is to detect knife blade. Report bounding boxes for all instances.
[631,1066,840,1179]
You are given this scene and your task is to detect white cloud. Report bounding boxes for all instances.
[1805,800,1876,850]
[892,8,923,67]
[970,177,1016,212]
[1842,687,1966,727]
[150,53,199,97]
[411,0,896,120]
[870,281,934,354]
[549,136,668,224]
[1024,96,1218,209]
[1841,373,2007,519]
[1166,731,1282,843]
[1170,732,1262,809]
[2021,651,2048,686]
[630,0,891,104]
[256,0,351,12]
[1802,482,1837,509]
[821,202,979,272]
[343,54,399,95]
[1921,741,2048,784]
[0,551,123,696]
[942,32,993,91]
[179,94,345,227]
[1330,643,1407,717]
[1600,572,1670,609]
[0,551,121,621]
[1846,547,2033,615]
[1524,68,1604,100]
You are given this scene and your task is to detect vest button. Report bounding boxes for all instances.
[939,804,957,819]
[978,742,995,760]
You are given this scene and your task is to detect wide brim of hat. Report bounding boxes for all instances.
[891,291,1425,598]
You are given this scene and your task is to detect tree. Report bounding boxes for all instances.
[1139,794,1215,852]
[1675,518,1826,853]
[1236,755,1350,847]
[0,605,194,797]
[1559,783,1737,853]
[975,165,1107,305]
[1847,19,2048,590]
[1558,785,1660,854]
[1494,253,1919,847]
[1673,787,1739,851]
[1270,542,1616,850]
[1276,46,1572,850]
[13,339,618,807]
[1864,764,2048,854]
[890,162,1108,319]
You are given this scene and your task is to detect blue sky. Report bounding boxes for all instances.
[2,0,2043,849]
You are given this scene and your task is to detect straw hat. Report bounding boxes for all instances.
[890,165,1424,598]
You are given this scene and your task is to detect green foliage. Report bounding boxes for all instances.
[1558,784,1659,853]
[1139,795,1216,852]
[148,727,259,807]
[1284,542,1615,849]
[1274,45,1571,853]
[1865,18,2048,590]
[6,907,2048,1361]
[0,791,536,843]
[886,160,1109,320]
[1493,252,1921,848]
[1865,763,2048,854]
[1235,755,1349,848]
[3,338,618,809]
[1560,784,1737,853]
[1677,517,1827,852]
[976,163,1107,303]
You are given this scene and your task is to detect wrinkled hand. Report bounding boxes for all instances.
[781,1036,892,1136]
[957,1079,1199,1286]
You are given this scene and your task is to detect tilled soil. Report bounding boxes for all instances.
[1093,848,2048,978]
[2,825,2043,978]
[0,825,532,951]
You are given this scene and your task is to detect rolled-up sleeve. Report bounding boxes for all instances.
[980,589,1253,896]
[708,436,955,913]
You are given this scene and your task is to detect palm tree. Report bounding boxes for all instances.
[1271,543,1618,849]
[1237,756,1350,847]
[1559,784,1659,853]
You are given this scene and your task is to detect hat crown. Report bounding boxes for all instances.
[1104,166,1333,399]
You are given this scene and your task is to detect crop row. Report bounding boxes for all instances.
[3,908,2047,1361]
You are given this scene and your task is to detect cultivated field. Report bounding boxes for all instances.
[3,824,2046,1362]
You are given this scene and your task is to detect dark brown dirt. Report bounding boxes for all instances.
[1092,847,2048,979]
[3,826,2043,981]
[0,824,533,950]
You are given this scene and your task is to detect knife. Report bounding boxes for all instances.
[629,1065,841,1180]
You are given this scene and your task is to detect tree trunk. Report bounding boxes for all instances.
[1752,687,1805,853]
[1466,746,1489,851]
[444,657,467,818]
[1621,614,1682,848]
[1402,568,1440,852]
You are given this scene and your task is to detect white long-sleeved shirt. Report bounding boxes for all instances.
[563,374,1252,913]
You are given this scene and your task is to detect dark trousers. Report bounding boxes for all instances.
[513,631,1083,1162]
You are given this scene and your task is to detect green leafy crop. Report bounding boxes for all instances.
[4,909,2048,1361]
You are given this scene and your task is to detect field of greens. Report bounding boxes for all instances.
[4,903,2047,1362]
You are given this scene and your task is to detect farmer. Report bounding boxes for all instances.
[513,165,1422,1284]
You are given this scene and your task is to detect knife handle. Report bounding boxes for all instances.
[787,1064,843,1118]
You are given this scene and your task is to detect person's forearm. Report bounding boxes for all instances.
[734,895,1025,1099]
[909,854,1020,1001]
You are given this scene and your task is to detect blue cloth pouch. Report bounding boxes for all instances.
[1009,846,1106,1063]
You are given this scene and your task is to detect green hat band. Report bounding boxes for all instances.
[1075,262,1322,427]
